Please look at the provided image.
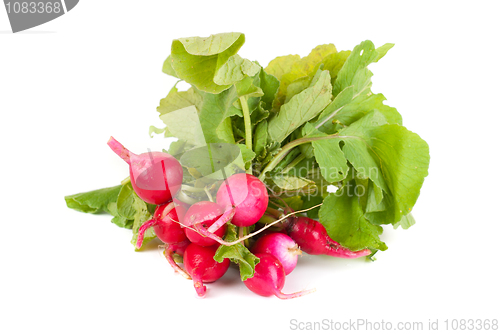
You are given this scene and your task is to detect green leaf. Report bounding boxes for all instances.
[170,33,245,94]
[365,124,430,223]
[117,182,137,220]
[393,213,416,229]
[180,143,245,180]
[301,193,324,219]
[303,123,348,183]
[282,196,304,211]
[162,55,178,77]
[271,44,337,109]
[318,50,351,88]
[333,40,378,96]
[214,223,260,281]
[214,54,261,85]
[272,174,315,191]
[160,106,207,147]
[65,185,123,214]
[237,144,256,170]
[259,69,280,108]
[264,54,300,81]
[338,111,391,193]
[253,120,268,158]
[333,93,402,128]
[319,186,387,251]
[111,215,134,229]
[196,86,240,144]
[157,85,203,117]
[267,70,332,143]
[374,43,394,62]
[130,193,155,250]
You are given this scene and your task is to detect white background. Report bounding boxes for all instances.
[1,1,499,333]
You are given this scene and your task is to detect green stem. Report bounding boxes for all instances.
[281,153,306,174]
[258,133,341,181]
[240,95,253,174]
[265,207,282,219]
[258,214,277,225]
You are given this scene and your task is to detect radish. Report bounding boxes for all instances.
[183,201,227,246]
[135,202,187,249]
[285,216,372,258]
[243,253,315,299]
[183,243,230,298]
[107,136,183,205]
[135,202,190,278]
[215,173,269,227]
[251,233,301,275]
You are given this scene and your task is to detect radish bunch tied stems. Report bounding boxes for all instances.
[65,32,430,298]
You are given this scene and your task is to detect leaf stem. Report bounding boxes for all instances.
[240,95,253,174]
[258,134,340,181]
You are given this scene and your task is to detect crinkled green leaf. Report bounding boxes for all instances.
[267,70,332,143]
[264,54,300,81]
[65,185,123,214]
[333,40,378,96]
[130,193,155,250]
[160,106,207,147]
[214,223,260,281]
[282,196,304,211]
[316,50,351,88]
[117,183,137,220]
[374,43,394,62]
[214,54,261,85]
[259,68,280,108]
[180,143,245,180]
[170,33,245,94]
[271,44,337,109]
[319,186,387,251]
[272,174,315,191]
[393,213,416,230]
[338,111,391,193]
[162,55,177,77]
[196,86,239,144]
[303,123,348,183]
[253,119,268,158]
[157,85,203,116]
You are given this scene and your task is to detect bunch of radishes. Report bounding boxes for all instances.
[107,136,370,299]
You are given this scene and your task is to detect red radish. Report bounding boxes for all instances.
[285,216,372,258]
[251,233,301,275]
[107,136,183,205]
[183,201,227,246]
[183,243,230,298]
[135,202,187,249]
[243,253,315,299]
[216,173,268,227]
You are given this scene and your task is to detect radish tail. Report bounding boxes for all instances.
[273,287,317,300]
[135,219,157,249]
[164,244,191,280]
[192,275,207,298]
[329,247,372,259]
[107,136,134,164]
[206,207,236,233]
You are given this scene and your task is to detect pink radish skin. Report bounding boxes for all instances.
[108,137,183,205]
[184,201,227,246]
[285,217,372,258]
[135,202,187,249]
[183,243,230,298]
[243,253,315,299]
[216,173,268,227]
[251,233,301,275]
